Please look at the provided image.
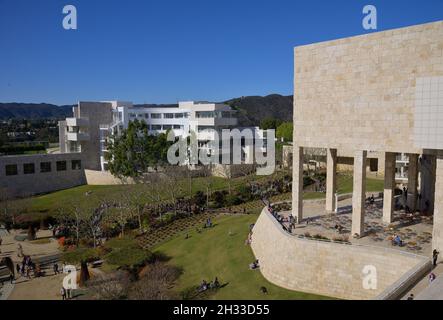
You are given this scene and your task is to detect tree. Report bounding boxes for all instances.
[106,197,133,238]
[85,202,107,248]
[260,117,283,130]
[87,271,130,300]
[276,122,293,142]
[105,119,173,179]
[162,167,185,215]
[57,203,85,247]
[128,262,180,300]
[122,187,146,233]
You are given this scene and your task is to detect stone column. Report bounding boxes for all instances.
[383,152,396,224]
[407,154,419,212]
[326,148,337,212]
[433,156,443,260]
[292,146,304,223]
[352,150,367,237]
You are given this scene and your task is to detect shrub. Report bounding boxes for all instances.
[128,262,181,300]
[193,191,206,207]
[106,246,152,267]
[224,194,242,207]
[212,191,226,208]
[104,237,152,267]
[62,247,101,264]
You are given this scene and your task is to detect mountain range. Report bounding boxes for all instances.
[0,94,293,126]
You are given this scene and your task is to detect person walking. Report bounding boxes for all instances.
[53,263,59,275]
[60,287,66,300]
[433,249,439,267]
[9,272,14,284]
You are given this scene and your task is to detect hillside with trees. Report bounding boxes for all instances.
[0,95,293,126]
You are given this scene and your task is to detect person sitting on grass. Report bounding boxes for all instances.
[249,260,260,270]
[213,277,220,288]
[198,280,208,292]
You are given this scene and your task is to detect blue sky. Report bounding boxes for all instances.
[0,0,442,105]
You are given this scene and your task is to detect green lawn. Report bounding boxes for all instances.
[13,174,282,215]
[336,173,384,194]
[154,214,331,300]
[13,172,383,216]
[303,174,384,200]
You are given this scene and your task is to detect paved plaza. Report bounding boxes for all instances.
[0,228,62,300]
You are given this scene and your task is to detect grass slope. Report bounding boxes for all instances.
[16,173,384,216]
[155,214,331,300]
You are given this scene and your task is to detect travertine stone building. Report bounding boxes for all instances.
[292,21,443,254]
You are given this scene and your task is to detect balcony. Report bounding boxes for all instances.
[66,117,89,127]
[66,132,90,141]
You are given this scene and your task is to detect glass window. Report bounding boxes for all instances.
[23,163,35,174]
[173,124,182,129]
[151,125,162,130]
[56,161,67,171]
[164,113,174,119]
[5,164,18,176]
[151,113,162,119]
[162,125,172,130]
[222,111,235,118]
[129,113,136,118]
[196,111,215,118]
[40,162,51,173]
[144,114,149,118]
[174,113,184,118]
[197,126,214,132]
[72,160,82,170]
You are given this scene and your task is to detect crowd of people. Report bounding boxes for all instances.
[15,255,43,279]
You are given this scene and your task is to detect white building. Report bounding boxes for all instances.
[59,100,261,172]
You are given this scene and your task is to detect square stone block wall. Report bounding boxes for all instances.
[293,21,443,154]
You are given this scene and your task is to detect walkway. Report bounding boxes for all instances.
[401,263,443,299]
[0,229,62,300]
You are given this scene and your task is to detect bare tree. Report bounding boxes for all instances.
[162,166,186,215]
[57,203,85,247]
[121,186,147,233]
[128,262,180,300]
[87,271,130,300]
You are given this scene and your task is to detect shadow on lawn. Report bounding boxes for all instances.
[181,282,229,300]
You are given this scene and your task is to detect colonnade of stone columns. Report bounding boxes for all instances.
[291,147,438,242]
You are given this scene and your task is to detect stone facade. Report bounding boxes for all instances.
[0,153,86,197]
[291,21,443,254]
[294,21,443,154]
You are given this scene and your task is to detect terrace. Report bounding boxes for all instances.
[270,196,433,256]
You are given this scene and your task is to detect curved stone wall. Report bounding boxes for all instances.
[251,208,430,299]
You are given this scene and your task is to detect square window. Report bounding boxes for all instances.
[23,163,35,174]
[5,164,18,176]
[56,161,67,171]
[40,162,51,173]
[72,160,82,170]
